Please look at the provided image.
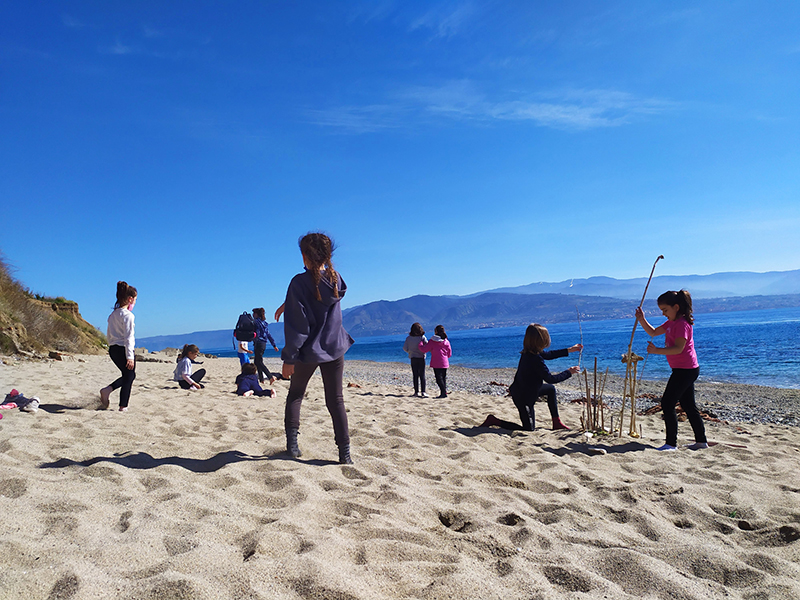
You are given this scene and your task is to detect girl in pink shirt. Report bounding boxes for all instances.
[419,325,452,398]
[636,290,707,451]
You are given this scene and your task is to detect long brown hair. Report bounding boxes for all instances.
[299,232,339,301]
[657,290,694,325]
[114,280,137,309]
[522,323,550,354]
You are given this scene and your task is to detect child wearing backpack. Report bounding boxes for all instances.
[234,311,256,365]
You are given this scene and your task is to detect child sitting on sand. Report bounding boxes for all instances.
[635,290,708,451]
[235,363,276,397]
[481,323,580,431]
[173,344,206,390]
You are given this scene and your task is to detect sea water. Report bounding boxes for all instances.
[207,307,800,389]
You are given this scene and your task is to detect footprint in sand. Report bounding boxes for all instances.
[542,565,592,593]
[0,477,27,498]
[117,510,133,533]
[46,573,80,600]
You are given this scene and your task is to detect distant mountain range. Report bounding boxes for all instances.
[137,269,800,350]
[476,269,800,299]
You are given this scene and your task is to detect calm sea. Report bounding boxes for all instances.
[207,307,800,389]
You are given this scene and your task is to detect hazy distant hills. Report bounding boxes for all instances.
[478,269,800,299]
[137,269,800,350]
[341,292,800,336]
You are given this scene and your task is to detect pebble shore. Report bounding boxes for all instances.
[342,359,800,427]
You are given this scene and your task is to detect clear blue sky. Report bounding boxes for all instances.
[2,1,799,338]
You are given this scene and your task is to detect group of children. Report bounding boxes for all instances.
[404,292,707,451]
[402,323,452,398]
[101,235,708,461]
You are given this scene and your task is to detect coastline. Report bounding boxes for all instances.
[340,359,800,428]
[1,352,799,599]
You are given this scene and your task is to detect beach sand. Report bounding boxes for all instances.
[1,353,799,599]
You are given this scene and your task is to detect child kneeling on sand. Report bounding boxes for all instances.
[481,323,581,431]
[235,363,276,397]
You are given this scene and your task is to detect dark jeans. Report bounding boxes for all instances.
[410,357,426,394]
[434,368,447,396]
[661,367,706,447]
[284,355,349,448]
[178,369,206,389]
[108,345,136,408]
[512,384,559,431]
[254,341,274,382]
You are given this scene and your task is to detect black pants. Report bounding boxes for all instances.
[178,369,206,389]
[284,355,349,448]
[108,345,136,408]
[661,367,706,447]
[410,357,426,394]
[512,384,559,431]
[434,368,447,396]
[253,341,274,382]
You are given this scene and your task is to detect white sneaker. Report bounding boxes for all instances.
[656,444,677,451]
[420,392,429,398]
[21,398,39,413]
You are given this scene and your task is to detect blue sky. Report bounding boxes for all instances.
[2,1,799,337]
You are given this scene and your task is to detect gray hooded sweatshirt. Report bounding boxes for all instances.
[281,269,354,365]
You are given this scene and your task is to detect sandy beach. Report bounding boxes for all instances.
[1,352,799,599]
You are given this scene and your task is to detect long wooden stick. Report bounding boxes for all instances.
[593,357,598,428]
[576,305,584,370]
[599,367,609,431]
[626,255,664,358]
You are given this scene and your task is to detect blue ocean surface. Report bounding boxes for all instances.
[205,307,800,389]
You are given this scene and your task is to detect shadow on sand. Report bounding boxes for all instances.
[40,450,269,473]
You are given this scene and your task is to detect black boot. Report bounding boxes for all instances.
[286,428,302,458]
[338,444,353,465]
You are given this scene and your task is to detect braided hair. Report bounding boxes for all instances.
[657,290,694,325]
[299,233,339,301]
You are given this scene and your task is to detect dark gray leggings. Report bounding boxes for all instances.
[284,355,349,448]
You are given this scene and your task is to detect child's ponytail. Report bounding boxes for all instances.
[114,281,137,309]
[299,232,339,301]
[657,289,694,324]
[177,344,199,362]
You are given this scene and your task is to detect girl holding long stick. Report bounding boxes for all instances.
[635,290,708,451]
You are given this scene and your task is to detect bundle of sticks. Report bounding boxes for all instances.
[579,357,609,433]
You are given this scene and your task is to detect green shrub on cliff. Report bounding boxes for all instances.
[0,252,106,355]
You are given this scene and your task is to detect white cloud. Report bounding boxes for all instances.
[309,82,677,133]
[108,39,135,55]
[305,105,406,134]
[62,14,84,28]
[409,1,479,39]
[142,25,165,38]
